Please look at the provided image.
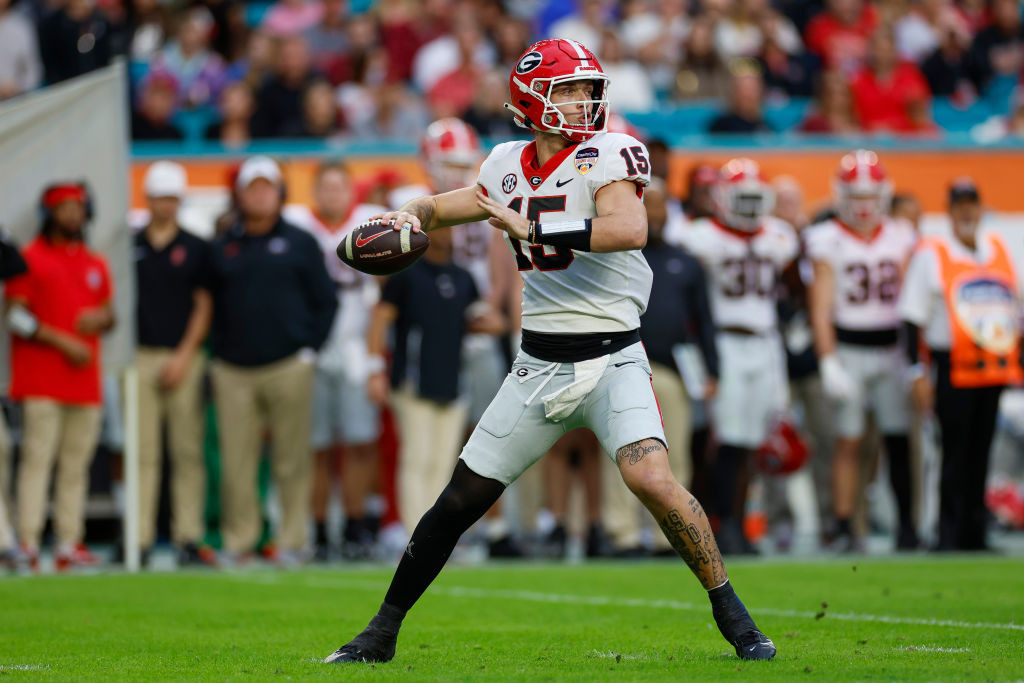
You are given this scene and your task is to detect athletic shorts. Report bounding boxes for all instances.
[833,343,910,438]
[713,332,789,449]
[460,335,506,425]
[460,342,667,485]
[311,368,380,449]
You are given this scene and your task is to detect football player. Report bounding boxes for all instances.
[805,150,919,551]
[324,39,775,664]
[678,159,799,555]
[284,162,386,560]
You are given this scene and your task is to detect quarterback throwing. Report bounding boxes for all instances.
[324,39,776,665]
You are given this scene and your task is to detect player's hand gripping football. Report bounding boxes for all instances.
[476,191,529,241]
[363,211,423,233]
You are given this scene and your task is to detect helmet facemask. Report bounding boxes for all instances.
[717,182,775,232]
[508,74,610,143]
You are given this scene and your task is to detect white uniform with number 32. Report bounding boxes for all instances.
[680,216,798,448]
[804,217,917,438]
[459,131,666,484]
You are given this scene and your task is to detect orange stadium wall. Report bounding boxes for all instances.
[131,150,1024,213]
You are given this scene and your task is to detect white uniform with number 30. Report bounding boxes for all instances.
[681,216,798,448]
[459,131,665,484]
[804,217,917,438]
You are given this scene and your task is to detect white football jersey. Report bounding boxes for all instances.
[680,216,798,333]
[804,217,917,330]
[284,203,385,376]
[475,132,652,333]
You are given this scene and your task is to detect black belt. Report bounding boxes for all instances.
[521,328,641,363]
[718,326,760,337]
[836,326,900,347]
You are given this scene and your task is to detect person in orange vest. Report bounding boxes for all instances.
[899,178,1022,551]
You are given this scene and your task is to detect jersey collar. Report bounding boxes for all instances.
[520,141,579,187]
[836,218,883,243]
[710,217,764,240]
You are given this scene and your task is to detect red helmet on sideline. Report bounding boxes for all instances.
[714,157,775,232]
[755,419,810,475]
[834,149,892,230]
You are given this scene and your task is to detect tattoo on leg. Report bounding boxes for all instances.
[659,508,728,586]
[617,441,662,466]
[687,496,703,518]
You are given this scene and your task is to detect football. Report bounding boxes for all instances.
[337,218,430,276]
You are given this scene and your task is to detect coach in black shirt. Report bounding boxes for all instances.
[208,156,336,564]
[367,227,502,531]
[134,161,213,566]
[606,178,719,555]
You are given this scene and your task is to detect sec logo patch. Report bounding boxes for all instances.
[502,173,517,193]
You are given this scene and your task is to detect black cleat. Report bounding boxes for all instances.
[731,628,777,661]
[324,604,404,664]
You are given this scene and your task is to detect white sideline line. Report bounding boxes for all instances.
[0,665,50,671]
[898,646,971,653]
[228,574,1024,633]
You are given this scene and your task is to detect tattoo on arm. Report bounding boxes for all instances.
[616,441,661,466]
[658,507,727,587]
[400,197,436,232]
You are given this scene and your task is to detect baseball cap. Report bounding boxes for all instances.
[236,156,282,190]
[948,177,980,205]
[144,161,187,198]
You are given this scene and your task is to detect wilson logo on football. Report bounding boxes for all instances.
[355,229,391,248]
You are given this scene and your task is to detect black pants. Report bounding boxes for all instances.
[932,352,1003,550]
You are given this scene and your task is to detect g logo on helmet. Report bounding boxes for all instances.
[516,51,543,74]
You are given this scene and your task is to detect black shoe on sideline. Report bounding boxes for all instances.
[488,535,525,558]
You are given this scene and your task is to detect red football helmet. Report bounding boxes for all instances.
[713,157,775,232]
[421,117,482,192]
[505,39,610,143]
[834,149,892,231]
[754,419,810,476]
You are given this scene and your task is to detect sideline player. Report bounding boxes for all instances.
[806,150,918,551]
[324,39,776,664]
[678,159,799,554]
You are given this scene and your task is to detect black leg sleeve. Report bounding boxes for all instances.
[383,460,505,612]
[883,434,913,529]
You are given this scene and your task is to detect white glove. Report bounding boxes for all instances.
[820,354,855,401]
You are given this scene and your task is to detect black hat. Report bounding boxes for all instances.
[948,177,980,205]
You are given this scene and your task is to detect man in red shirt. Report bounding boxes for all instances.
[805,0,879,74]
[6,183,115,572]
[851,27,934,132]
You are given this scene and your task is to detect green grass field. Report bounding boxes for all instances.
[2,557,1022,681]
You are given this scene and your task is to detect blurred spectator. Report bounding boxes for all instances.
[492,15,530,74]
[799,69,859,133]
[759,28,820,97]
[0,0,41,99]
[302,0,348,70]
[285,162,384,561]
[413,13,494,94]
[299,79,342,138]
[891,192,923,230]
[543,430,609,558]
[426,16,493,118]
[674,16,732,100]
[134,161,213,566]
[715,0,802,61]
[921,19,978,99]
[227,29,276,90]
[123,0,172,60]
[0,229,27,570]
[804,0,880,74]
[131,72,184,140]
[322,12,379,84]
[965,0,1024,94]
[956,0,989,35]
[262,0,323,37]
[550,0,608,52]
[708,65,773,133]
[208,157,337,564]
[251,35,322,137]
[194,0,247,62]
[850,27,934,133]
[895,0,971,63]
[772,175,810,230]
[148,7,227,110]
[682,164,719,220]
[599,29,654,113]
[368,227,497,531]
[349,80,429,140]
[378,0,449,83]
[38,0,114,85]
[8,183,115,571]
[204,80,255,147]
[620,0,688,94]
[462,69,520,138]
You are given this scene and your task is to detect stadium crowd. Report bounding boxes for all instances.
[1,0,1024,139]
[2,1,1024,573]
